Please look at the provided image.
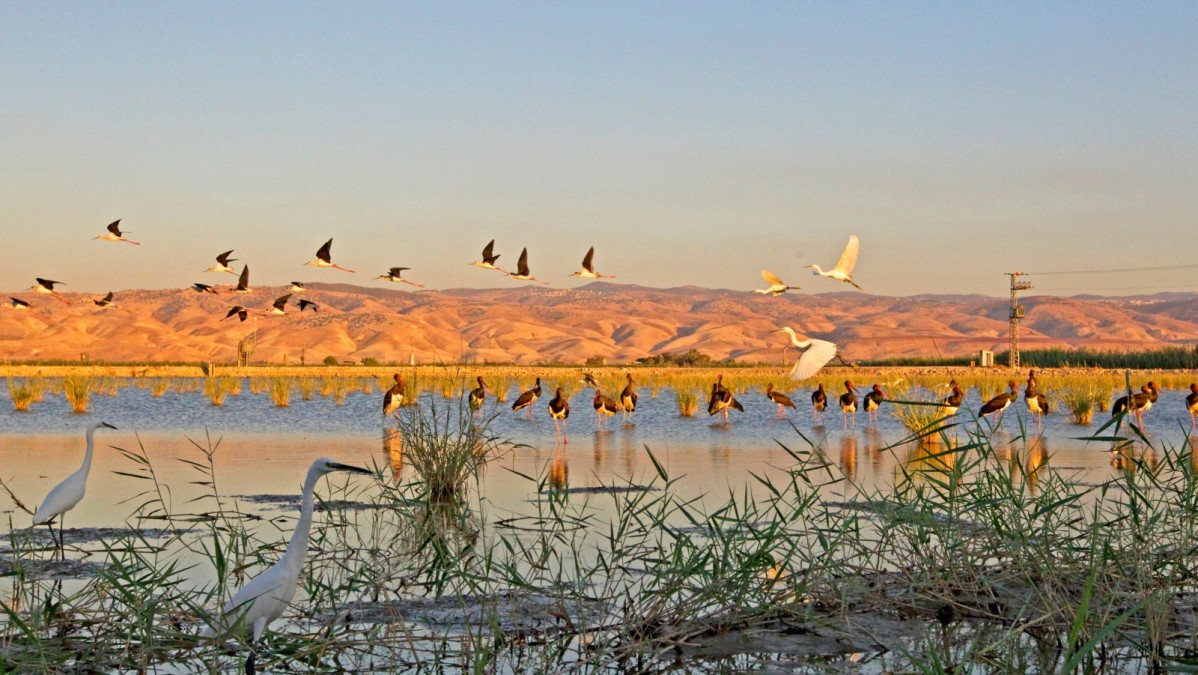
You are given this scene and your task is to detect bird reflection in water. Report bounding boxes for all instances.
[383,427,403,482]
[621,427,636,474]
[592,428,611,472]
[863,428,885,471]
[903,437,956,481]
[839,434,858,484]
[549,443,569,492]
[1024,437,1048,495]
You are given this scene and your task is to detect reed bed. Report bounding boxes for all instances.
[204,376,237,406]
[3,412,1198,671]
[296,377,317,401]
[61,374,95,413]
[150,377,170,397]
[1058,383,1101,424]
[267,376,291,407]
[888,383,952,434]
[6,378,40,411]
[676,389,700,416]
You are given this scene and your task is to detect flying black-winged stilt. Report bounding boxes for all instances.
[298,299,318,312]
[233,265,251,293]
[507,248,548,284]
[7,297,47,319]
[570,247,615,279]
[377,267,424,288]
[94,220,139,245]
[267,294,291,316]
[512,378,542,418]
[31,278,70,305]
[765,384,796,418]
[206,250,238,275]
[754,270,798,296]
[807,235,863,290]
[470,239,503,272]
[548,388,570,442]
[289,281,306,292]
[191,283,221,295]
[92,291,131,313]
[306,238,354,273]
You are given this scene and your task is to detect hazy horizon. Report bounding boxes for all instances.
[3,3,1196,298]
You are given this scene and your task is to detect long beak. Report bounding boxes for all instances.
[330,463,373,475]
[101,422,118,430]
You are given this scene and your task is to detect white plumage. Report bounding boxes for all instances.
[206,458,372,649]
[753,270,798,296]
[776,327,838,381]
[33,421,117,553]
[806,234,863,290]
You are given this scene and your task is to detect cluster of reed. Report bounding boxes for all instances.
[61,375,94,413]
[204,376,239,406]
[6,378,42,411]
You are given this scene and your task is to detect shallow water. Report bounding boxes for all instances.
[1,382,1194,534]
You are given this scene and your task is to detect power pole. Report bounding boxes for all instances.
[1005,272,1033,368]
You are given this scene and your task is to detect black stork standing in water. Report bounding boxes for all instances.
[298,299,318,312]
[979,381,1019,426]
[305,238,355,273]
[206,250,238,275]
[548,388,570,442]
[707,378,743,422]
[1186,383,1198,432]
[942,381,965,417]
[811,384,828,425]
[1112,381,1160,429]
[619,373,638,422]
[471,239,503,272]
[512,378,542,419]
[765,384,796,418]
[31,278,70,305]
[383,374,406,417]
[863,384,887,426]
[377,267,424,288]
[506,248,548,284]
[1024,379,1049,429]
[570,247,616,279]
[839,381,860,430]
[94,219,139,245]
[469,377,487,414]
[593,387,618,430]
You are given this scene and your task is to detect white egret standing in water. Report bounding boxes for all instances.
[205,457,373,673]
[775,327,838,381]
[33,421,117,558]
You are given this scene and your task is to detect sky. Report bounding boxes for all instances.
[2,2,1197,298]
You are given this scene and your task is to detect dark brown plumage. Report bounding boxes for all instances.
[549,387,570,441]
[620,373,639,421]
[512,378,542,418]
[839,381,859,430]
[765,383,796,419]
[383,374,405,416]
[811,383,827,424]
[469,377,487,412]
[979,381,1018,424]
[593,388,618,430]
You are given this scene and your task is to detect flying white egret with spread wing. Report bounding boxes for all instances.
[205,458,373,674]
[806,235,862,290]
[33,421,117,558]
[94,220,139,245]
[753,270,799,296]
[776,327,839,381]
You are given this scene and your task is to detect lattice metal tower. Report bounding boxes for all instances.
[1006,272,1033,368]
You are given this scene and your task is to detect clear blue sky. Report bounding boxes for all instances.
[2,2,1196,296]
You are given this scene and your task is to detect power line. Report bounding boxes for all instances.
[1023,263,1198,276]
[1036,284,1195,292]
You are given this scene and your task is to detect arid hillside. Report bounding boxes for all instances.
[1,283,1194,364]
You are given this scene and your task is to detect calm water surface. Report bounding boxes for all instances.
[1,382,1194,534]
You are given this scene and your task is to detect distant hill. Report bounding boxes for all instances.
[1,283,1194,364]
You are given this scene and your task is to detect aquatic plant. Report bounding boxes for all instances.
[62,375,95,413]
[150,378,170,397]
[676,389,699,416]
[267,376,291,407]
[296,377,317,401]
[1059,383,1100,424]
[6,378,38,411]
[204,376,236,406]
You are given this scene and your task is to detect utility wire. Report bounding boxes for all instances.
[1023,263,1198,276]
